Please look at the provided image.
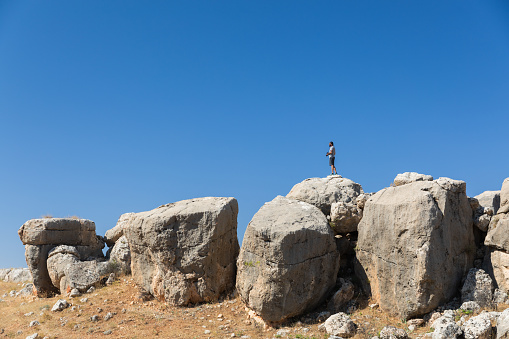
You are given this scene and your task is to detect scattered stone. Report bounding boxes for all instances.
[103,330,112,335]
[51,299,69,312]
[406,319,424,327]
[90,315,99,322]
[322,312,356,338]
[461,268,493,307]
[25,334,38,339]
[69,288,80,297]
[379,326,409,339]
[460,301,481,313]
[104,312,113,321]
[493,288,508,304]
[17,283,34,297]
[87,286,95,293]
[24,312,34,317]
[106,273,115,285]
[29,321,40,327]
[497,308,509,338]
[80,297,88,303]
[463,312,492,339]
[431,310,462,339]
[328,278,355,313]
[204,329,211,334]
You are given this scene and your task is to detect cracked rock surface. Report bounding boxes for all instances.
[355,177,474,319]
[124,197,239,306]
[236,195,339,323]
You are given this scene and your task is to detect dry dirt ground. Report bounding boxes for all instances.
[0,278,506,339]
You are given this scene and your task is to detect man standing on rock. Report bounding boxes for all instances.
[326,141,337,176]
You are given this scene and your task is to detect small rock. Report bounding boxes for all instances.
[86,286,95,293]
[104,312,113,321]
[29,321,40,327]
[407,319,424,327]
[24,312,34,317]
[69,288,80,298]
[79,297,88,303]
[90,315,99,322]
[369,303,379,309]
[323,312,356,337]
[25,334,38,339]
[51,299,69,312]
[379,326,408,339]
[204,330,211,334]
[121,308,127,313]
[460,301,481,313]
[103,330,112,335]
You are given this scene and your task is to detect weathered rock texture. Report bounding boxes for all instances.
[392,172,433,187]
[483,248,509,293]
[108,235,131,274]
[286,177,363,216]
[18,218,105,296]
[124,197,239,306]
[475,191,500,215]
[236,196,339,323]
[47,245,109,293]
[0,268,32,282]
[355,177,475,319]
[104,213,134,246]
[461,268,493,307]
[483,178,509,293]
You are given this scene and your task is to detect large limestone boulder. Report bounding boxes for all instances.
[475,191,500,215]
[108,235,131,274]
[19,218,104,256]
[500,178,509,214]
[18,218,105,296]
[124,197,239,306]
[392,172,433,187]
[483,248,509,294]
[236,196,339,323]
[355,177,475,319]
[46,245,110,293]
[286,177,363,216]
[485,213,509,251]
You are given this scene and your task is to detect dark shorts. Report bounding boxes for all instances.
[329,157,335,166]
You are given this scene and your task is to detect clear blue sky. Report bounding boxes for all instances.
[1,1,508,268]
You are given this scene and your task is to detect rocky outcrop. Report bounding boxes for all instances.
[108,236,131,274]
[497,308,509,338]
[463,312,493,339]
[355,177,475,319]
[483,248,509,293]
[104,213,134,247]
[124,197,239,306]
[430,310,462,339]
[46,245,110,293]
[286,177,363,216]
[392,172,433,187]
[475,191,500,215]
[0,268,32,282]
[236,196,339,323]
[483,178,509,293]
[18,218,105,296]
[327,278,355,313]
[461,268,493,307]
[500,178,509,214]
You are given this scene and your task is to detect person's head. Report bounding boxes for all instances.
[329,141,334,146]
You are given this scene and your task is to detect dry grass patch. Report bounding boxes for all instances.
[1,279,506,338]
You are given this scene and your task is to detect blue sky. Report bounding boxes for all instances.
[1,1,508,268]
